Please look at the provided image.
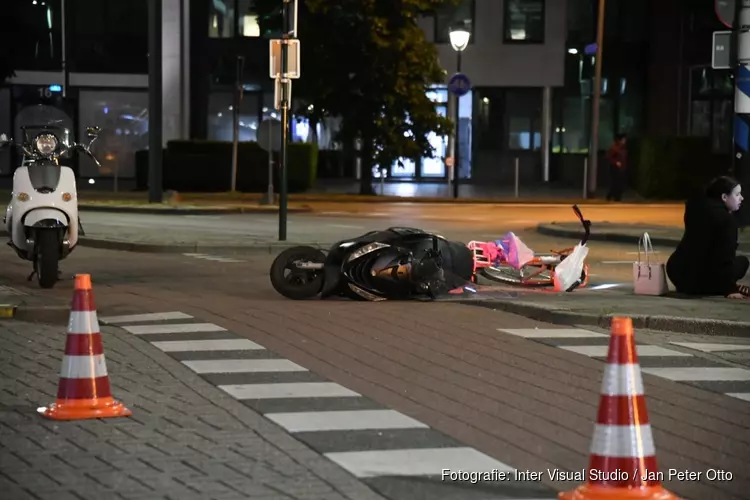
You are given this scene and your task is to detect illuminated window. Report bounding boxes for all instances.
[434,0,474,44]
[504,0,545,43]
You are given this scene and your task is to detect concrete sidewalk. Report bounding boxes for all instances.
[538,221,750,248]
[458,285,750,338]
[0,319,386,500]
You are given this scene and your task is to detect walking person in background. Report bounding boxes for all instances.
[666,176,749,299]
[605,133,628,201]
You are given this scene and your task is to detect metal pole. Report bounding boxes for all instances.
[267,126,274,203]
[380,168,385,195]
[588,0,606,198]
[446,94,456,197]
[61,0,68,98]
[514,157,520,198]
[231,56,244,193]
[583,157,588,199]
[453,51,462,199]
[278,0,292,241]
[734,0,750,225]
[148,0,163,204]
[541,86,552,182]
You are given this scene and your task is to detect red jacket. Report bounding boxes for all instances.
[605,144,627,169]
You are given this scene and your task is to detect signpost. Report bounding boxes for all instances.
[269,0,300,241]
[715,0,736,28]
[721,0,750,225]
[447,73,471,97]
[447,72,471,198]
[257,118,282,205]
[713,30,732,69]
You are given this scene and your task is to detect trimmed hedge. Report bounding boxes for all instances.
[629,136,731,200]
[135,140,318,193]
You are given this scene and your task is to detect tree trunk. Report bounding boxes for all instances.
[359,136,375,195]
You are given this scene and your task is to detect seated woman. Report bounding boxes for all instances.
[666,176,748,299]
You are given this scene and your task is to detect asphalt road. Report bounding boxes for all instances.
[1,242,748,500]
[81,202,687,241]
[74,204,693,289]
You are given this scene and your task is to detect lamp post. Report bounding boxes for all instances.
[449,27,470,199]
[587,0,606,198]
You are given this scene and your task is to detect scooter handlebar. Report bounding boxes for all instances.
[56,143,102,169]
[0,139,34,157]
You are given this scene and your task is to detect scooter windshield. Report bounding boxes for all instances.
[15,104,73,149]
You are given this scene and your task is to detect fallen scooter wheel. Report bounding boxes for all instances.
[270,246,326,300]
[35,229,60,289]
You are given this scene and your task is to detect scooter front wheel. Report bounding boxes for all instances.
[269,246,326,300]
[35,229,60,289]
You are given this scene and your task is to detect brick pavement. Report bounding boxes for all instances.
[0,320,387,500]
[1,248,750,499]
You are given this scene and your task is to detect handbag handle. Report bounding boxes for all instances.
[637,232,654,265]
[637,232,654,279]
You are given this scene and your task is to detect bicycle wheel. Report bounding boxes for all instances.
[479,264,554,287]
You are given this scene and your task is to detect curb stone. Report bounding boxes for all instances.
[536,223,682,247]
[79,239,329,254]
[0,305,70,325]
[456,299,750,337]
[0,230,328,255]
[79,204,312,215]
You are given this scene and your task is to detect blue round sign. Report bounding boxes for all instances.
[448,72,471,97]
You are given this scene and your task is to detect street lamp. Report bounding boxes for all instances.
[449,27,470,199]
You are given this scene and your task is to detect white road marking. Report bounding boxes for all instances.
[641,367,750,381]
[183,253,246,263]
[100,312,194,324]
[121,323,227,335]
[219,382,361,399]
[669,342,750,353]
[324,447,514,478]
[182,359,307,374]
[150,339,265,352]
[498,328,607,338]
[559,345,692,357]
[264,410,429,433]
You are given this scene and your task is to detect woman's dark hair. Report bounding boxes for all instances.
[705,175,739,199]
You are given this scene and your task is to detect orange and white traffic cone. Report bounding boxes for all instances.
[38,274,132,421]
[559,317,682,500]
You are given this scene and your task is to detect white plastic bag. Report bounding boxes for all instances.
[633,232,669,296]
[502,232,535,269]
[553,243,589,292]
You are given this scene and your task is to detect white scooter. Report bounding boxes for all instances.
[0,121,101,289]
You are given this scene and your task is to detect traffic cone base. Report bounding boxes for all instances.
[38,397,132,421]
[559,484,682,500]
[559,317,684,500]
[39,273,132,421]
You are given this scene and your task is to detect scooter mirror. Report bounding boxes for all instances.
[86,126,100,139]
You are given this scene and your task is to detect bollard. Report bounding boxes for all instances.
[583,157,589,198]
[380,168,386,195]
[514,157,520,198]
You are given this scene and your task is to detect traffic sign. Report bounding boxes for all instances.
[715,0,737,28]
[448,73,471,97]
[713,30,732,69]
[258,119,282,152]
[269,39,301,79]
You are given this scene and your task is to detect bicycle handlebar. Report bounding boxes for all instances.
[571,204,591,246]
